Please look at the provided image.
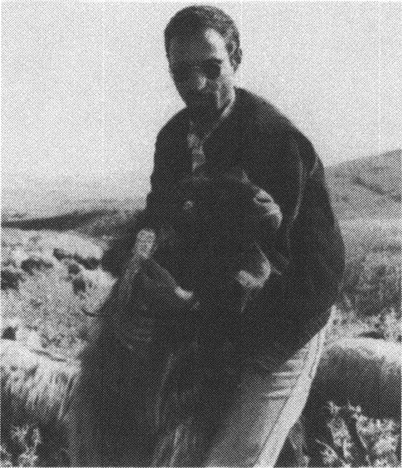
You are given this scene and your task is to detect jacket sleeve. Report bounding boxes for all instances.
[244,132,345,355]
[102,134,178,276]
[137,134,181,230]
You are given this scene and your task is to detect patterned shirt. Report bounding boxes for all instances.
[187,99,235,174]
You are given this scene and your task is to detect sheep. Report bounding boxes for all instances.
[7,247,30,269]
[20,255,54,274]
[1,317,22,340]
[1,339,80,433]
[302,337,401,466]
[71,274,88,295]
[307,337,401,420]
[53,241,102,270]
[1,338,81,466]
[69,267,115,295]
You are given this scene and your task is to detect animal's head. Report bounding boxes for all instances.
[171,166,282,249]
[152,167,279,301]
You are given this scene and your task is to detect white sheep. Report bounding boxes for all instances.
[0,339,80,432]
[309,337,401,420]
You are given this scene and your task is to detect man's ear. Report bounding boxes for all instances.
[231,47,242,72]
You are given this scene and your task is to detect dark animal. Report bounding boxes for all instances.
[66,169,278,466]
[71,275,87,295]
[64,169,401,466]
[53,247,100,270]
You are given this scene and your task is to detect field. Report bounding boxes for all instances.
[1,212,400,466]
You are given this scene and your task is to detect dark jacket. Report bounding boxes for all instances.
[144,88,345,355]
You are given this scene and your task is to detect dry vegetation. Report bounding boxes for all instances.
[331,219,401,342]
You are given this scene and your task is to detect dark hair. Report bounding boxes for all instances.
[164,5,240,57]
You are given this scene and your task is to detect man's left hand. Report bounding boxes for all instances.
[139,258,195,314]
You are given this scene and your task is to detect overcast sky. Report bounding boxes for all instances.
[2,1,401,194]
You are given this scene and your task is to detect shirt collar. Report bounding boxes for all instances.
[188,95,236,141]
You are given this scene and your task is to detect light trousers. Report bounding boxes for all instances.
[204,325,328,467]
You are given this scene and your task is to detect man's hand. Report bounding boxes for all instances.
[139,258,194,314]
[247,187,283,236]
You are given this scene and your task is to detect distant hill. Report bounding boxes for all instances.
[1,171,147,223]
[325,149,401,220]
[2,150,400,234]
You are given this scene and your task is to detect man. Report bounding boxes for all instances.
[111,5,345,466]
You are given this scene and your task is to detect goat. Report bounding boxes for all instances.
[2,171,399,465]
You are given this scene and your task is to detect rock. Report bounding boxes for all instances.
[1,267,24,290]
[1,317,22,340]
[54,248,100,271]
[72,275,88,295]
[21,255,54,274]
[64,259,82,275]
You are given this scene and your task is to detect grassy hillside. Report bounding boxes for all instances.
[325,149,401,220]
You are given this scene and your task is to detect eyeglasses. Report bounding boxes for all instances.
[170,60,223,82]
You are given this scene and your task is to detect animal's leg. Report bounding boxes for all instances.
[276,420,308,467]
[150,342,229,467]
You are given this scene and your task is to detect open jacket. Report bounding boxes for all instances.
[142,87,345,356]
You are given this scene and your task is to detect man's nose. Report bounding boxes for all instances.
[187,70,207,91]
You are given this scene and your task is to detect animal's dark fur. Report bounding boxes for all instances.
[67,169,277,466]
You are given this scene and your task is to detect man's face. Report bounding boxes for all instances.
[168,28,238,121]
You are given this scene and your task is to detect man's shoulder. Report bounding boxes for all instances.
[236,88,298,136]
[237,88,319,175]
[157,108,189,144]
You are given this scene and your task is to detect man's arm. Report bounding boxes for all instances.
[102,132,179,276]
[138,135,179,229]
[244,132,345,355]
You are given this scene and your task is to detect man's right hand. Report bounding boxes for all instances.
[249,188,283,234]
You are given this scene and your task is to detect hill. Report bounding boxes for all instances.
[325,149,401,220]
[2,149,401,234]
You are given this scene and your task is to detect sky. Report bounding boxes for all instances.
[2,1,401,196]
